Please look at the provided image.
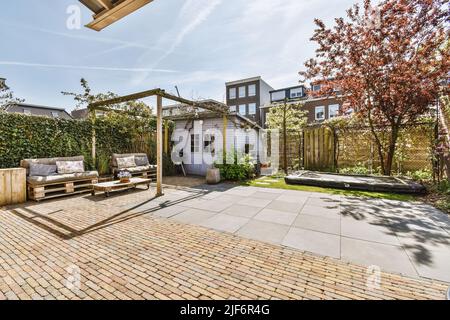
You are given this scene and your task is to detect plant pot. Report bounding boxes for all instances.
[206,168,221,185]
[120,178,131,183]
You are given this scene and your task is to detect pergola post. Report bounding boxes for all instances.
[90,108,97,166]
[164,120,169,155]
[223,114,227,162]
[156,95,163,197]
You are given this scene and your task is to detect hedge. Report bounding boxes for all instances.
[0,112,156,170]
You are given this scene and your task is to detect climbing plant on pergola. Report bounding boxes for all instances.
[88,88,229,197]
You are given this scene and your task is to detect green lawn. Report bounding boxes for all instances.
[242,176,416,202]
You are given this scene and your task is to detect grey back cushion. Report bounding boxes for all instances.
[29,163,57,177]
[134,155,149,166]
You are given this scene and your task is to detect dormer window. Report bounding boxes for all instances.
[290,87,303,98]
[312,84,322,92]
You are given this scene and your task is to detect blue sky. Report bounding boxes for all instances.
[0,0,357,111]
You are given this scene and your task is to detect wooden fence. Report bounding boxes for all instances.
[279,123,434,174]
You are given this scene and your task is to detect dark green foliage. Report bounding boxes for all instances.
[215,153,255,181]
[0,112,155,169]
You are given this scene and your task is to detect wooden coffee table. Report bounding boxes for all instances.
[92,177,151,197]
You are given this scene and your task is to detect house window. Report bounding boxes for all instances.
[271,90,286,101]
[23,109,31,115]
[328,104,339,118]
[51,112,59,118]
[229,87,236,99]
[229,105,236,112]
[239,104,246,115]
[248,103,256,115]
[248,84,256,97]
[315,106,325,121]
[290,87,303,99]
[312,84,322,92]
[238,86,246,98]
[191,134,200,153]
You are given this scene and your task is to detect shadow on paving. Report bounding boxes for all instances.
[7,182,236,241]
[340,197,450,267]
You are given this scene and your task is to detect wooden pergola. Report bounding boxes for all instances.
[88,88,229,197]
[79,0,154,31]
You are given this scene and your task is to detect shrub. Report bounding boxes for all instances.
[0,112,155,169]
[406,169,433,182]
[339,163,369,175]
[214,152,255,181]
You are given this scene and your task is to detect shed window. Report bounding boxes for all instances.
[191,134,200,153]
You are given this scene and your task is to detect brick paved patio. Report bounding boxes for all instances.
[0,183,449,300]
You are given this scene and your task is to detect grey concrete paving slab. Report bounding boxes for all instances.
[306,196,340,209]
[282,227,340,259]
[250,191,283,200]
[199,214,250,233]
[341,216,401,246]
[275,194,309,204]
[300,204,340,220]
[266,200,304,213]
[236,220,290,244]
[221,204,262,218]
[341,237,418,277]
[189,199,234,212]
[237,197,272,208]
[294,214,341,235]
[254,208,298,226]
[170,208,217,224]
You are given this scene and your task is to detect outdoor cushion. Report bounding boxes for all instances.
[29,163,57,177]
[112,153,148,167]
[117,156,137,169]
[56,160,85,174]
[21,156,85,169]
[27,171,99,185]
[134,155,149,166]
[125,165,153,173]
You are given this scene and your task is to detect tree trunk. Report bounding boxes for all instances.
[384,124,400,176]
[283,101,288,174]
[367,110,386,175]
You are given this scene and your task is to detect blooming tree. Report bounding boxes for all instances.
[300,0,449,175]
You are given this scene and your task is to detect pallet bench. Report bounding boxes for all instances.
[28,177,99,201]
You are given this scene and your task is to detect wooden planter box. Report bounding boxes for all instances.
[0,168,26,206]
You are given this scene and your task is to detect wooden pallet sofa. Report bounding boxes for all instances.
[111,153,157,179]
[21,156,99,201]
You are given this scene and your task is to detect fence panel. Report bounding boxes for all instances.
[303,126,335,171]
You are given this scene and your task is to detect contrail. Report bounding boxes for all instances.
[0,61,178,73]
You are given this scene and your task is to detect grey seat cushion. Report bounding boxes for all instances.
[28,171,99,185]
[134,155,149,166]
[21,156,85,176]
[112,153,148,168]
[29,163,57,177]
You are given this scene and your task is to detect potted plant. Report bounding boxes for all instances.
[118,170,132,183]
